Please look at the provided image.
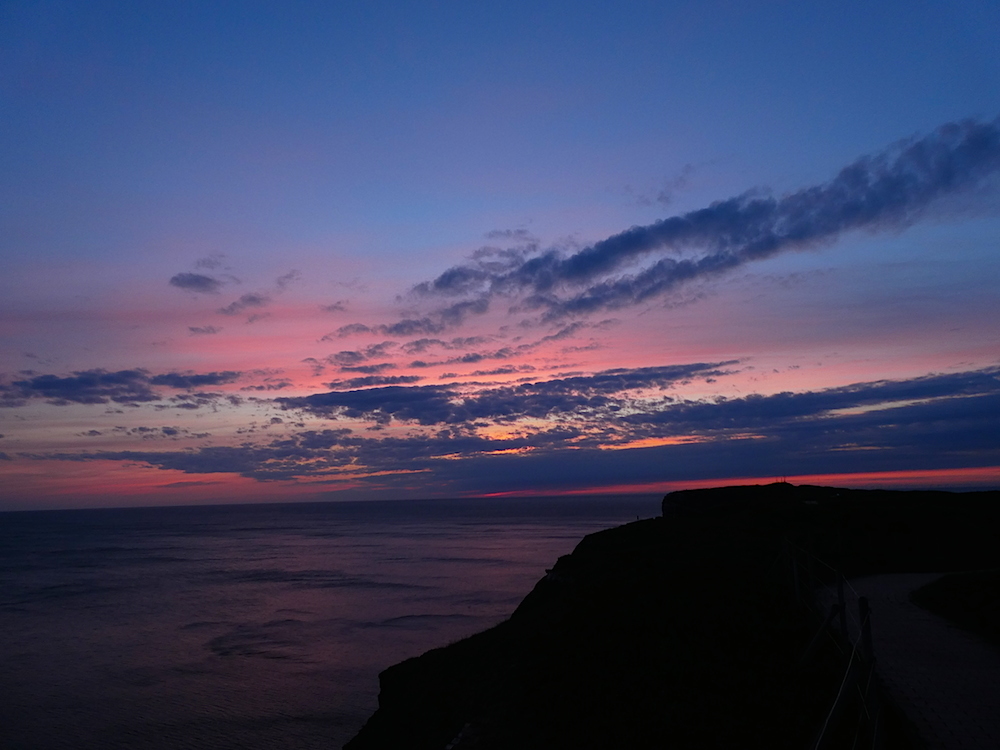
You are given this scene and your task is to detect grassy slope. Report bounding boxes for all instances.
[911,570,1000,647]
[345,483,1000,750]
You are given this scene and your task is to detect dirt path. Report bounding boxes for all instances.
[837,574,1000,750]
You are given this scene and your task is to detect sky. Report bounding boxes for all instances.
[2,0,999,510]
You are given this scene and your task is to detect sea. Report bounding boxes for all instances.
[0,495,660,750]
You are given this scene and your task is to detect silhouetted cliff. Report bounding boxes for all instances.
[345,483,1000,749]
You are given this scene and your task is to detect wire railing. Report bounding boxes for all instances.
[785,540,883,750]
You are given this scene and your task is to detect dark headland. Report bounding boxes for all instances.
[345,483,1000,749]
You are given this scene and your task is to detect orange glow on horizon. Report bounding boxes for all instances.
[473,466,1000,499]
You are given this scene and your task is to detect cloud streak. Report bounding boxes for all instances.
[189,325,222,335]
[1,369,241,406]
[416,117,1000,320]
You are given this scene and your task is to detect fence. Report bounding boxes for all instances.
[786,541,884,750]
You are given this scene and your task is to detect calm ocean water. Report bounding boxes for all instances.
[0,495,659,750]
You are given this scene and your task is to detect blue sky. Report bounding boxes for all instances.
[2,0,999,509]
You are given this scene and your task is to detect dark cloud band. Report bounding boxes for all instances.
[277,362,735,424]
[1,369,241,406]
[23,367,1000,490]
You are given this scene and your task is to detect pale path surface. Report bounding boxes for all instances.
[844,574,1000,750]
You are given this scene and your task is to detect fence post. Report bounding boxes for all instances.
[837,574,848,638]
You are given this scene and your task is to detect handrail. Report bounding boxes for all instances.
[785,541,883,750]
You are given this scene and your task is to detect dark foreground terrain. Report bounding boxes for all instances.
[911,569,1000,647]
[346,483,1000,749]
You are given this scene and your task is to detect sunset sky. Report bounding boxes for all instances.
[2,1,999,510]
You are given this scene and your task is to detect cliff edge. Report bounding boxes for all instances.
[345,483,1000,749]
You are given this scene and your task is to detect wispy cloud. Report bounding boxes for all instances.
[189,325,222,335]
[218,292,270,316]
[169,272,223,294]
[275,269,301,289]
[79,425,211,440]
[149,372,241,389]
[195,254,226,270]
[326,374,424,390]
[413,117,1000,322]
